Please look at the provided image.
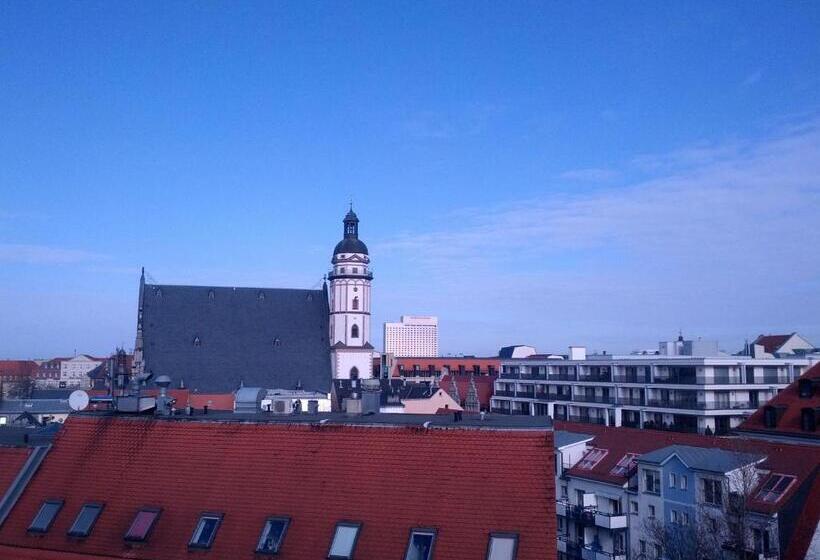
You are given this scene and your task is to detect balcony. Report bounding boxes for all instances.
[516,388,535,398]
[494,390,515,398]
[582,546,627,560]
[618,396,645,406]
[490,407,510,415]
[568,415,607,425]
[558,535,582,559]
[577,374,613,383]
[549,373,578,382]
[594,511,628,530]
[646,399,754,411]
[573,394,615,404]
[613,374,649,384]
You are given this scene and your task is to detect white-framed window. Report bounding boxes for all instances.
[189,513,222,549]
[404,528,436,560]
[681,475,688,490]
[487,533,518,560]
[669,473,677,488]
[328,522,361,559]
[256,517,290,554]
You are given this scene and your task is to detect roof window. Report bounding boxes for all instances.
[67,503,103,538]
[755,474,796,503]
[27,499,63,533]
[256,516,290,554]
[609,453,639,476]
[405,528,436,560]
[487,533,518,560]
[328,521,361,559]
[189,513,222,549]
[577,448,608,470]
[124,507,161,542]
[798,378,813,398]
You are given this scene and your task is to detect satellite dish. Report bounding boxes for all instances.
[68,390,90,412]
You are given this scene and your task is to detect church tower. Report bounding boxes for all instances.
[328,207,374,379]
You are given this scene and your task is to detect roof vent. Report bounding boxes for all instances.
[258,291,265,301]
[306,293,313,302]
[273,337,281,347]
[193,336,201,347]
[208,289,215,300]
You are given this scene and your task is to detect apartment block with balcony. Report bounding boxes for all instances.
[491,337,811,435]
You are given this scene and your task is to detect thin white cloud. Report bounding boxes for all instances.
[0,243,107,265]
[375,117,820,353]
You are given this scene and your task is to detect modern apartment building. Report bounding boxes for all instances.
[492,337,812,435]
[383,315,439,357]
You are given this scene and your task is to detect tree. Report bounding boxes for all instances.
[643,511,728,560]
[7,375,37,399]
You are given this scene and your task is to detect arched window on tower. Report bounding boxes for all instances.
[352,296,359,310]
[350,367,359,380]
[351,324,359,339]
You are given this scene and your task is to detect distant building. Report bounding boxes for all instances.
[59,355,104,389]
[499,345,538,359]
[0,412,556,560]
[0,360,38,396]
[35,358,64,388]
[747,332,816,358]
[492,336,811,435]
[384,315,439,357]
[392,356,499,380]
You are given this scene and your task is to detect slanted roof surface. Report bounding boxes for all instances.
[753,334,793,353]
[0,415,555,559]
[639,444,763,472]
[555,431,594,449]
[141,284,331,393]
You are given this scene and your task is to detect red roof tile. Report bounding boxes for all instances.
[439,374,497,410]
[0,361,38,379]
[738,362,820,440]
[0,416,555,559]
[752,334,793,353]
[0,446,30,496]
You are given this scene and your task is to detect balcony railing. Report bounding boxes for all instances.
[549,373,579,382]
[573,394,616,404]
[646,399,754,410]
[613,374,649,384]
[490,407,510,415]
[618,396,645,406]
[494,390,515,397]
[577,374,613,383]
[568,415,607,425]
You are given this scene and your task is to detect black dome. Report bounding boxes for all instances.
[334,238,369,255]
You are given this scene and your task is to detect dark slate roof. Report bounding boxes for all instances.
[30,389,74,400]
[0,400,71,414]
[141,284,331,393]
[555,430,594,449]
[638,444,763,473]
[333,237,368,255]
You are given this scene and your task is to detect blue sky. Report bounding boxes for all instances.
[1,2,819,358]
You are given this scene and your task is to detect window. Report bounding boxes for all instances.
[560,485,568,499]
[351,324,359,338]
[640,540,646,554]
[630,501,638,514]
[610,453,639,476]
[648,505,655,518]
[256,517,290,554]
[68,503,103,538]
[189,514,222,549]
[487,533,518,560]
[755,474,796,503]
[124,508,161,542]
[352,297,359,310]
[669,473,677,488]
[683,512,690,526]
[644,469,661,494]
[701,478,723,506]
[328,522,361,559]
[405,529,436,560]
[681,475,688,490]
[28,500,63,533]
[671,510,680,524]
[577,448,608,470]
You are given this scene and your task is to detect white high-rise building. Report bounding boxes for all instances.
[384,316,439,357]
[328,208,374,379]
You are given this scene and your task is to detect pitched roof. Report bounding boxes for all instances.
[738,362,820,441]
[0,446,31,497]
[439,374,497,410]
[638,444,763,473]
[0,361,38,378]
[752,334,793,353]
[555,431,594,449]
[0,414,555,559]
[141,284,331,393]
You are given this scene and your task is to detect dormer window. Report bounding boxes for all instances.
[801,408,816,432]
[328,522,361,559]
[256,517,290,554]
[763,406,778,428]
[486,533,518,560]
[28,499,63,533]
[68,503,104,538]
[124,507,161,542]
[189,513,222,549]
[405,529,436,560]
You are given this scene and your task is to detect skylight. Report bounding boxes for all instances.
[609,453,640,476]
[124,508,161,542]
[405,529,436,560]
[256,517,290,554]
[27,500,63,533]
[487,533,518,560]
[189,513,222,549]
[577,448,608,470]
[67,503,103,538]
[755,474,796,503]
[328,522,361,559]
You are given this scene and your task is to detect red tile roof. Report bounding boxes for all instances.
[439,374,497,410]
[0,361,38,379]
[783,469,820,560]
[752,334,793,353]
[0,415,555,559]
[738,362,820,441]
[0,446,31,496]
[555,421,820,516]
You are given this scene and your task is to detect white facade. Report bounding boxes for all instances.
[329,209,374,380]
[60,355,103,388]
[384,316,439,358]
